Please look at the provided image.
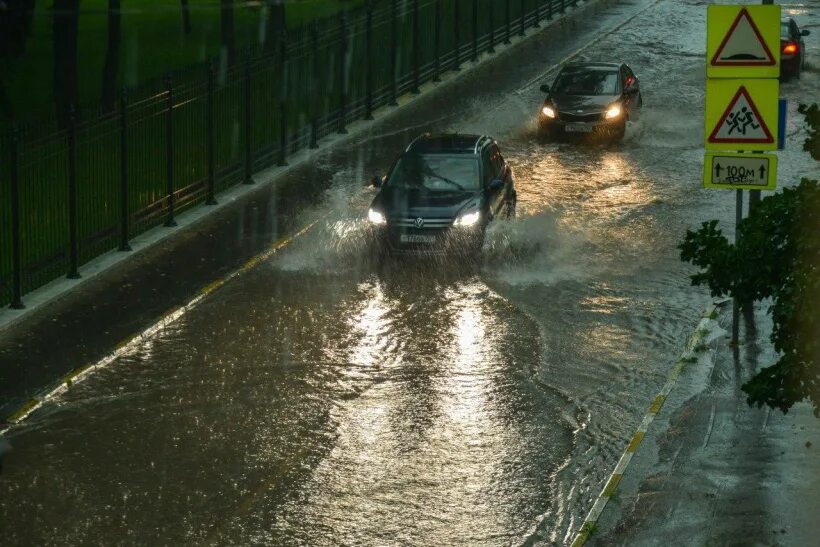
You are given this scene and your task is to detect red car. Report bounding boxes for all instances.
[781,19,810,80]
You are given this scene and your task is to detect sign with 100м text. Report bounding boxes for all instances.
[703,152,777,190]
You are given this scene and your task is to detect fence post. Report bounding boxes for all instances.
[119,88,132,251]
[433,0,441,81]
[310,22,319,149]
[66,109,81,279]
[9,127,25,309]
[519,0,526,36]
[561,0,566,15]
[365,2,374,118]
[164,76,177,227]
[471,0,478,62]
[412,0,420,93]
[454,0,461,70]
[243,56,253,184]
[505,0,511,44]
[389,0,399,105]
[279,31,290,164]
[547,0,553,20]
[206,65,217,205]
[338,12,348,133]
[488,1,495,53]
[534,0,541,27]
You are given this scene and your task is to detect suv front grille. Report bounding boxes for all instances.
[558,111,603,122]
[389,217,453,229]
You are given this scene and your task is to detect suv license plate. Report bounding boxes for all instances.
[565,123,593,133]
[400,234,435,244]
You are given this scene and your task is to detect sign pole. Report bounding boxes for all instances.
[732,188,743,345]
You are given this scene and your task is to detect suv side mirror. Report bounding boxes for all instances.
[370,175,383,188]
[801,29,810,36]
[539,84,551,94]
[487,178,504,192]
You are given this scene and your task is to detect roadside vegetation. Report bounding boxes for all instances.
[679,104,820,416]
[0,0,359,124]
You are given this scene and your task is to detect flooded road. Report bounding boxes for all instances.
[1,0,818,545]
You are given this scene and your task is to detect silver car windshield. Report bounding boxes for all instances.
[553,70,619,95]
[387,155,480,192]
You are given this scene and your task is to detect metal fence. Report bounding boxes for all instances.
[0,0,584,308]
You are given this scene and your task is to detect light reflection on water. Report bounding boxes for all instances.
[3,1,817,544]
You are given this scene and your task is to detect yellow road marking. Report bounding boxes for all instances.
[648,393,666,415]
[627,431,645,453]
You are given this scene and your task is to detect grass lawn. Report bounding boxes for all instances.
[1,0,361,126]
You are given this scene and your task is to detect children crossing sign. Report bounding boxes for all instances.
[708,85,773,144]
[707,5,780,78]
[705,78,778,151]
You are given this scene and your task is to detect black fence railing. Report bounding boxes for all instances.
[0,0,592,309]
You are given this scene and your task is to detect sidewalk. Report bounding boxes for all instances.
[592,304,820,545]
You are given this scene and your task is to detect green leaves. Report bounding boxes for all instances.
[798,103,820,160]
[679,179,820,416]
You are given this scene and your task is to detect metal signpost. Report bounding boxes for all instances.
[704,3,781,344]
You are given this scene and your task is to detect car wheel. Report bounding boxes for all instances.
[611,121,626,141]
[537,123,555,141]
[506,192,517,219]
[370,238,389,263]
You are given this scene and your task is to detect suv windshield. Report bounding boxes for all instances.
[387,155,480,191]
[553,69,619,95]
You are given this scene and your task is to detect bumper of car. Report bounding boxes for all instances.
[538,115,624,134]
[780,55,800,76]
[373,225,485,256]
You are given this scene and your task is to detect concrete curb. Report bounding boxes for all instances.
[570,298,731,546]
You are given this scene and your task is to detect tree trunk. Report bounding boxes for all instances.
[53,0,80,127]
[266,0,286,52]
[220,0,235,66]
[0,0,36,121]
[181,0,192,35]
[101,0,121,112]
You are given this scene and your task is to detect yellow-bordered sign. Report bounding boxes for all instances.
[707,4,781,79]
[704,78,779,151]
[703,152,777,190]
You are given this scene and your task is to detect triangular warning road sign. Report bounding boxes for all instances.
[708,86,774,144]
[711,8,776,66]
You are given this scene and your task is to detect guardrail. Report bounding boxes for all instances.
[0,0,584,309]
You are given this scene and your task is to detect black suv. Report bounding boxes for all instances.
[367,134,516,256]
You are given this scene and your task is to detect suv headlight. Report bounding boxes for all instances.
[454,210,481,227]
[367,208,386,225]
[541,106,556,118]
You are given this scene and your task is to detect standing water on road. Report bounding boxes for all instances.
[1,0,818,545]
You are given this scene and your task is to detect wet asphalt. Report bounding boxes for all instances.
[1,0,818,544]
